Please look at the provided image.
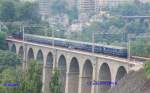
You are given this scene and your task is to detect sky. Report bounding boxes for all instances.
[21,0,36,2]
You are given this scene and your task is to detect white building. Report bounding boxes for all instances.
[96,0,132,11]
[38,0,50,21]
[139,0,150,3]
[68,23,83,32]
[79,0,95,15]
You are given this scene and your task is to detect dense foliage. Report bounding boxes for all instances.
[51,0,78,22]
[0,0,40,35]
[0,60,43,93]
[51,0,68,15]
[0,50,21,72]
[144,61,150,79]
[130,37,150,57]
[111,1,150,16]
[22,60,43,93]
[0,0,40,23]
[0,32,7,50]
[49,69,61,93]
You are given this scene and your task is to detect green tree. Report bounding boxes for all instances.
[0,0,16,22]
[49,68,61,93]
[0,50,21,72]
[125,20,147,34]
[0,60,43,93]
[25,60,43,93]
[111,2,150,16]
[51,0,68,15]
[144,61,150,79]
[0,67,20,93]
[0,32,7,50]
[17,2,40,23]
[67,6,78,22]
[12,60,42,93]
[130,38,150,57]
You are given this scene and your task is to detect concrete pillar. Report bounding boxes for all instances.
[80,77,92,93]
[42,50,54,93]
[68,72,79,93]
[23,45,27,70]
[78,71,83,93]
[79,60,94,93]
[110,65,118,88]
[16,44,20,55]
[53,49,57,69]
[91,64,97,93]
[65,72,69,93]
[97,63,112,93]
[91,58,97,93]
[44,65,53,93]
[42,56,47,93]
[8,42,12,51]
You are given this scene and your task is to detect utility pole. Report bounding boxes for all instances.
[0,23,1,32]
[51,23,55,48]
[92,32,95,53]
[128,34,131,61]
[22,24,43,70]
[22,25,26,70]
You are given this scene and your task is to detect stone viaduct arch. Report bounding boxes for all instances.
[98,63,111,93]
[81,59,93,93]
[44,52,54,93]
[11,44,16,53]
[36,49,44,64]
[115,66,127,82]
[68,57,80,93]
[27,48,34,61]
[58,55,67,93]
[6,41,139,93]
[18,46,24,59]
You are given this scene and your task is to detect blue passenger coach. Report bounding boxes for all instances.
[12,33,128,58]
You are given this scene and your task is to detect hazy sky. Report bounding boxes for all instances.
[21,0,36,2]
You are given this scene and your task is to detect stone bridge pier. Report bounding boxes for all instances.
[7,40,143,93]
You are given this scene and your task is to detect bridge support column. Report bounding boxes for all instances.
[23,45,28,70]
[42,53,47,93]
[91,63,97,93]
[110,65,118,88]
[45,65,53,93]
[67,72,79,93]
[78,72,83,93]
[79,77,93,93]
[65,72,69,93]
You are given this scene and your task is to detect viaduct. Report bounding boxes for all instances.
[7,38,143,93]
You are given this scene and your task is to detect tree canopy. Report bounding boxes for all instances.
[0,50,21,72]
[51,0,68,15]
[49,69,61,93]
[0,0,40,23]
[0,32,7,50]
[0,60,43,93]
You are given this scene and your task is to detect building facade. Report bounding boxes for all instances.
[38,0,50,21]
[79,0,95,15]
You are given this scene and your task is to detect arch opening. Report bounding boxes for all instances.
[45,52,53,93]
[58,55,67,93]
[81,60,93,93]
[46,52,53,66]
[68,57,79,93]
[36,50,44,64]
[27,48,34,61]
[18,46,24,59]
[11,44,16,53]
[98,63,111,93]
[115,66,127,83]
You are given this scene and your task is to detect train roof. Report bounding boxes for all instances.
[25,34,127,49]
